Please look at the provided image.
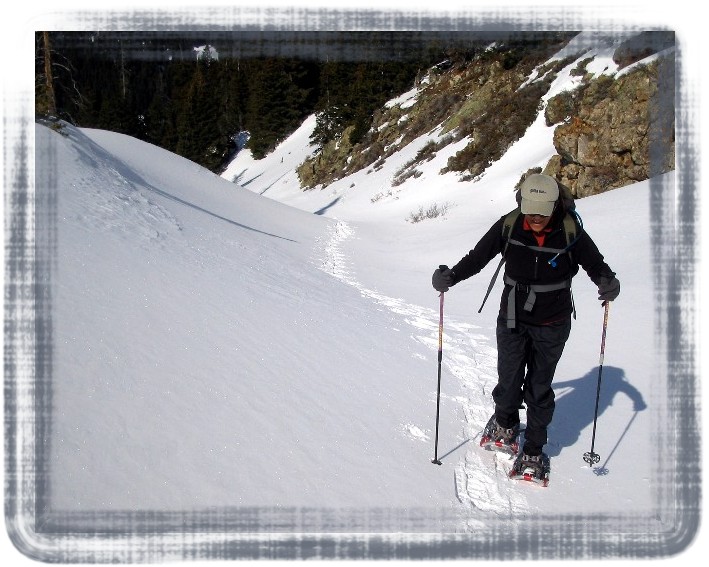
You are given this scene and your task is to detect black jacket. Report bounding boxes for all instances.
[451,211,616,325]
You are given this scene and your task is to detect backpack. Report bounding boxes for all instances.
[478,182,584,314]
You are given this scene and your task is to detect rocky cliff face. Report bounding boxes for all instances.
[545,51,675,197]
[298,32,675,198]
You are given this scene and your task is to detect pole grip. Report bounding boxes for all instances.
[599,301,610,364]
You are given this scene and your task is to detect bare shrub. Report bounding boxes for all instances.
[406,202,451,223]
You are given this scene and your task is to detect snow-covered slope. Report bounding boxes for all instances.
[40,125,667,535]
[216,32,669,530]
[17,29,684,559]
[44,124,473,528]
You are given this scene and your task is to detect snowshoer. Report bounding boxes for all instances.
[431,173,620,482]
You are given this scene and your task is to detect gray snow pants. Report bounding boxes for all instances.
[493,314,572,456]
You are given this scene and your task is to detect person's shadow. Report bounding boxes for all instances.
[541,366,647,473]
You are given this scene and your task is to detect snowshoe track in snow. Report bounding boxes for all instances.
[316,220,529,519]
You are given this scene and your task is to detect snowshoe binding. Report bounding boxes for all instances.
[509,452,551,487]
[479,414,520,456]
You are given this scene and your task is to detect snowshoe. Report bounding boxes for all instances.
[509,452,550,487]
[479,414,520,456]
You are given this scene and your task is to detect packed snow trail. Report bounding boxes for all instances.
[315,219,530,520]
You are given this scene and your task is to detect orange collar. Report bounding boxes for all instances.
[523,217,552,246]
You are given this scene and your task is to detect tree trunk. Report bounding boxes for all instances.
[43,31,57,116]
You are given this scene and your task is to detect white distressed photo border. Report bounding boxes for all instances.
[2,2,702,562]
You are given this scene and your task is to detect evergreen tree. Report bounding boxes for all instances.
[244,58,313,159]
[35,32,57,117]
[39,31,524,172]
[213,58,250,167]
[175,57,221,167]
[36,31,86,123]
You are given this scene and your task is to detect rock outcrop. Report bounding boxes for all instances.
[544,51,675,197]
[298,32,675,198]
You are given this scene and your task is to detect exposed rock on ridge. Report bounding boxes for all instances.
[545,51,675,197]
[298,32,675,198]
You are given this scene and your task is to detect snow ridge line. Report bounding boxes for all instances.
[315,220,529,520]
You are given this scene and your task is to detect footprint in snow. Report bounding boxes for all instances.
[402,423,430,442]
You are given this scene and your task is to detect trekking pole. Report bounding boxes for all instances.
[431,278,446,465]
[583,300,611,467]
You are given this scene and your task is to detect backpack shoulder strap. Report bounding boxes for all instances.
[478,209,519,314]
[562,212,577,246]
[501,207,521,256]
[546,210,582,268]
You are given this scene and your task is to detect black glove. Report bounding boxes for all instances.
[432,265,455,292]
[597,276,620,302]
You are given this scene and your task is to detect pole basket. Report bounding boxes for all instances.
[583,451,601,466]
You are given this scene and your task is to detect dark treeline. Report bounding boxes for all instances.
[36,31,574,172]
